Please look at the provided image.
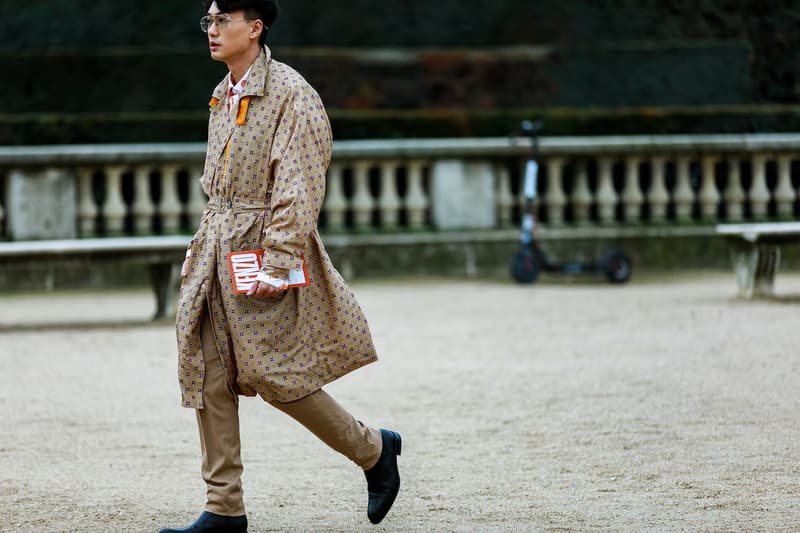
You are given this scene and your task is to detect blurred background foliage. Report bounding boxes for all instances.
[3,0,800,143]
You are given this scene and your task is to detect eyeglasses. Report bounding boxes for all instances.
[200,15,258,33]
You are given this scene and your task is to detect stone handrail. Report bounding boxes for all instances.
[0,134,798,240]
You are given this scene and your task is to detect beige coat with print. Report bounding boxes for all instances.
[176,46,378,409]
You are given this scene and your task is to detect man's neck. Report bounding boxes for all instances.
[228,45,262,85]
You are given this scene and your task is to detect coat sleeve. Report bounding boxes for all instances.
[261,85,332,278]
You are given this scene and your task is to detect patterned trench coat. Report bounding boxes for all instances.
[176,46,378,409]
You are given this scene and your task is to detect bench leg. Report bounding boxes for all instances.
[150,262,180,320]
[732,244,780,298]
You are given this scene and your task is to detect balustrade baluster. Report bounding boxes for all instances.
[378,161,400,230]
[699,155,720,221]
[596,158,616,224]
[187,165,207,224]
[323,163,347,232]
[749,154,770,220]
[545,158,566,226]
[77,167,98,237]
[406,160,428,230]
[352,161,374,231]
[495,164,513,227]
[724,158,745,221]
[674,156,694,222]
[160,165,182,233]
[131,166,154,234]
[104,166,127,235]
[622,156,643,222]
[649,156,669,223]
[571,161,591,225]
[775,155,796,219]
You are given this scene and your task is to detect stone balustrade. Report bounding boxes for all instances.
[0,134,799,242]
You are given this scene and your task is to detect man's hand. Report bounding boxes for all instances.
[246,280,288,299]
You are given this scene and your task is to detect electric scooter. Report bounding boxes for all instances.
[509,120,632,284]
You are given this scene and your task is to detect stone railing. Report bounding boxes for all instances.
[0,134,799,242]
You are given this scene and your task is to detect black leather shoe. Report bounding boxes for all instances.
[158,511,247,533]
[364,429,402,524]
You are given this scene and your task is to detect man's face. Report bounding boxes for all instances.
[206,1,256,63]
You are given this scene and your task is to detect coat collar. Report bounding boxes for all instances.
[206,47,272,182]
[211,45,272,103]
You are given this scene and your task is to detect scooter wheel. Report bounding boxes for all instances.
[603,250,632,284]
[510,247,539,284]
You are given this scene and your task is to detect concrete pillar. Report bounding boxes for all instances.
[323,163,347,232]
[775,155,796,220]
[431,160,495,230]
[724,158,745,221]
[8,167,77,240]
[77,167,98,237]
[352,161,374,231]
[596,157,616,224]
[698,155,720,221]
[674,156,694,222]
[159,164,182,233]
[406,160,429,230]
[571,161,592,225]
[544,158,566,226]
[622,156,643,222]
[649,156,669,223]
[378,160,400,230]
[103,166,127,235]
[749,154,770,220]
[132,166,154,234]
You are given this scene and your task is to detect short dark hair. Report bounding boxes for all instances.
[205,0,280,46]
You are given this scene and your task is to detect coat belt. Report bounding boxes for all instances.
[206,196,272,212]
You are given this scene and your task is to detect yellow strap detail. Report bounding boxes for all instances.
[221,142,230,187]
[236,96,250,126]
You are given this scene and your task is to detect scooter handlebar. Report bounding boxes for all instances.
[518,120,544,137]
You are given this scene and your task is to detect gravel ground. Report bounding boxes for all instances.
[1,272,799,532]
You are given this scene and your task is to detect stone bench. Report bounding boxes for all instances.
[0,236,190,319]
[715,222,800,298]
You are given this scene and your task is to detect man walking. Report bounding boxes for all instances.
[160,1,401,531]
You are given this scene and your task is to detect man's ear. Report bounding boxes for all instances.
[250,19,264,41]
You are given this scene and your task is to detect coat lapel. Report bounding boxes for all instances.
[208,75,233,167]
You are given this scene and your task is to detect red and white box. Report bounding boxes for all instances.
[227,250,310,294]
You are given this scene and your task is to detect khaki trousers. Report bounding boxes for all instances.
[197,313,382,516]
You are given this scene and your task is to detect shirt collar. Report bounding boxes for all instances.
[228,64,253,96]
